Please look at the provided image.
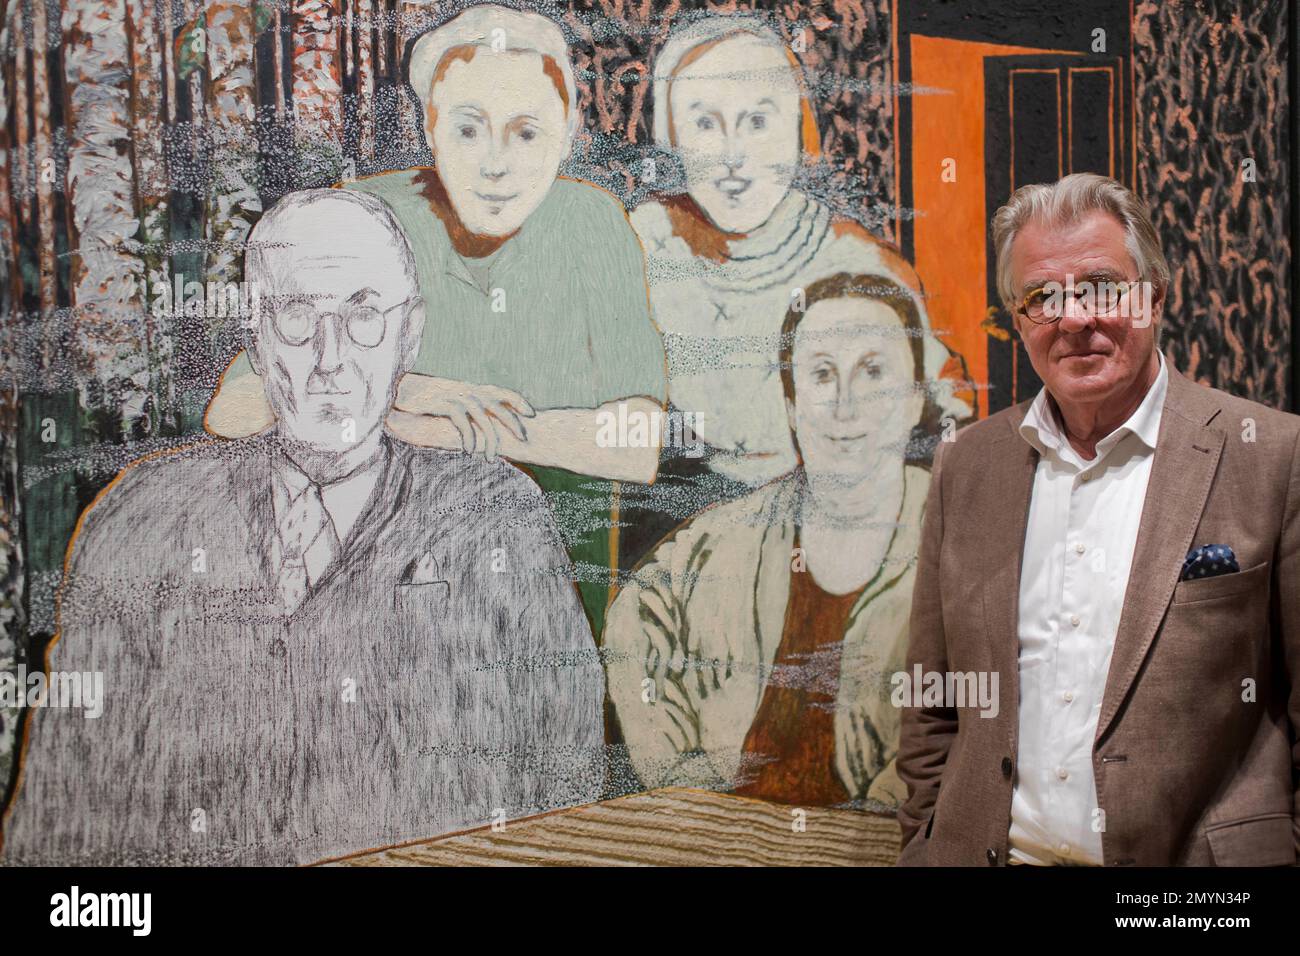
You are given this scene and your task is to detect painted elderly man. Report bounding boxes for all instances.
[1,189,605,866]
[898,173,1300,867]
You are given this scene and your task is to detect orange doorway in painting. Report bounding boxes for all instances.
[910,35,1129,418]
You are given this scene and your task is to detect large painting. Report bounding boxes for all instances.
[0,0,1290,865]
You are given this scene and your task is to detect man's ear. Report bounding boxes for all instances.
[401,296,425,372]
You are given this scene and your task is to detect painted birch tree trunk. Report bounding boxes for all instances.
[203,2,261,327]
[355,0,375,161]
[1,6,20,314]
[125,0,172,433]
[28,0,56,327]
[11,0,30,310]
[395,0,422,153]
[292,0,343,183]
[61,0,146,413]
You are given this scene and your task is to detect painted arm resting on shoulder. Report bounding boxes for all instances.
[896,440,959,852]
[205,357,661,483]
[389,372,662,484]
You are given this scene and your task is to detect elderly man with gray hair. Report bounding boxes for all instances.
[896,172,1300,867]
[1,188,605,865]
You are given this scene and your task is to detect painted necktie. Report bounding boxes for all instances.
[276,479,340,614]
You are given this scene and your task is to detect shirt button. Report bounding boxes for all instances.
[1056,767,1069,780]
[1063,691,1074,703]
[1059,842,1071,856]
[986,848,998,866]
[1081,472,1093,482]
[1001,757,1013,777]
[1070,615,1081,627]
[1074,542,1086,555]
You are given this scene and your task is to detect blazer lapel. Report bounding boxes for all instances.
[1095,368,1225,744]
[981,409,1038,754]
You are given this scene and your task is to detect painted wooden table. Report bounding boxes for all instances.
[328,787,902,867]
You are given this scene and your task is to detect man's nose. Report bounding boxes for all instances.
[315,317,345,373]
[1057,294,1096,335]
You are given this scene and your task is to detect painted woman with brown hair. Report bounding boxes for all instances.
[605,273,944,809]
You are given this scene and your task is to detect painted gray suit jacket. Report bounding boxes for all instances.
[2,434,604,865]
[897,366,1300,866]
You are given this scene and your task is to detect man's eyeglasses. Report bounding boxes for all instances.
[1016,277,1138,325]
[262,295,420,349]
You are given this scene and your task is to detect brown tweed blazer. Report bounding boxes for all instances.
[897,365,1300,866]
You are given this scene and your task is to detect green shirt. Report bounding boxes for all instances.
[227,169,666,411]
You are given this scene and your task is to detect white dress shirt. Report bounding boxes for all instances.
[1008,351,1168,865]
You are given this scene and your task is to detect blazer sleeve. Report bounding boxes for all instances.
[1278,425,1300,853]
[896,438,960,854]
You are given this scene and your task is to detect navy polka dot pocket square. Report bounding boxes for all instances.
[1180,544,1240,581]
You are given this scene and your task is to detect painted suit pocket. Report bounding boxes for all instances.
[394,580,451,616]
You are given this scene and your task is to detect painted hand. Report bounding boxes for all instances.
[395,377,535,461]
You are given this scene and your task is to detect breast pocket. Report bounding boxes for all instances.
[1170,559,1270,607]
[1158,560,1271,690]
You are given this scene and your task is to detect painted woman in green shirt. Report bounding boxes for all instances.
[206,5,667,635]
